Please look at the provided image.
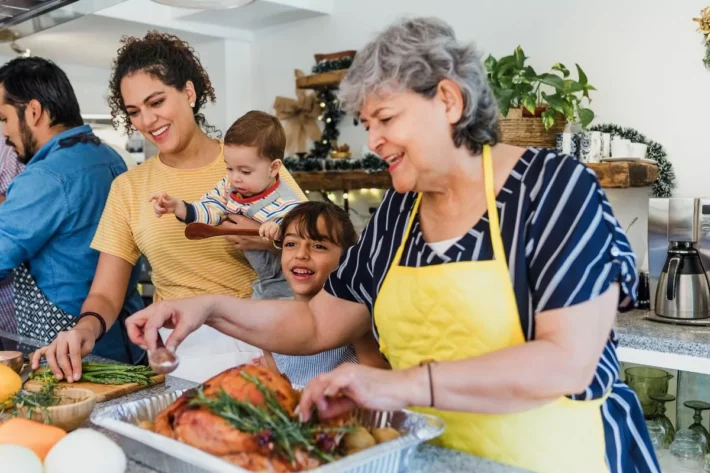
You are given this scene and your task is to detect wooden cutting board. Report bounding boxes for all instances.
[24,374,165,403]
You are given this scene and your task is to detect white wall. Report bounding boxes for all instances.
[251,0,710,256]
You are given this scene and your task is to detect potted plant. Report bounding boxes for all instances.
[485,46,596,148]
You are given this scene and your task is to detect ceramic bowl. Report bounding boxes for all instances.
[20,387,97,431]
[0,351,23,374]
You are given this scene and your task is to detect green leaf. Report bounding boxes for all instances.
[562,100,575,120]
[484,54,497,72]
[576,64,588,86]
[541,109,556,130]
[522,65,538,82]
[522,94,537,114]
[499,75,514,89]
[563,80,584,93]
[497,88,515,117]
[541,92,566,115]
[577,107,594,128]
[514,46,526,68]
[538,73,565,91]
[552,63,570,78]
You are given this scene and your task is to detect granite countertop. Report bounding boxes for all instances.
[615,309,710,358]
[0,329,528,473]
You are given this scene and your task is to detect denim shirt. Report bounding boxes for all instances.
[0,125,144,363]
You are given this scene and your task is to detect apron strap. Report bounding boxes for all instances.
[482,145,506,262]
[394,145,504,265]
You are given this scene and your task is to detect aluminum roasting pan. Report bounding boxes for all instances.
[90,389,446,473]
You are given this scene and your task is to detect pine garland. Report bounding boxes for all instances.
[312,57,353,74]
[310,88,345,159]
[284,153,388,173]
[589,123,676,197]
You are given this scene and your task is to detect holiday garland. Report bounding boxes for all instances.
[312,57,353,74]
[589,123,675,197]
[694,7,710,68]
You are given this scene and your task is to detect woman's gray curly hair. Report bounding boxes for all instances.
[339,17,499,155]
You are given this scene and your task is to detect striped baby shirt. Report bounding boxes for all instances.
[184,176,303,226]
[182,174,306,301]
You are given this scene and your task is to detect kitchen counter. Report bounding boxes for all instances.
[0,329,529,473]
[615,309,710,374]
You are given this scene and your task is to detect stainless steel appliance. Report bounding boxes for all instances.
[648,198,710,325]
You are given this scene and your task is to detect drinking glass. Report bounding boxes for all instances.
[650,392,676,448]
[685,400,710,453]
[625,367,674,418]
[676,429,706,455]
[669,438,703,472]
[646,420,666,460]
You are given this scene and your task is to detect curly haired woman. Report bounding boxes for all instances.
[32,32,306,383]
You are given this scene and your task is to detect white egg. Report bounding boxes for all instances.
[0,444,44,473]
[44,429,126,473]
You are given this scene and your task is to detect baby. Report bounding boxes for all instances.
[150,110,305,300]
[257,201,390,386]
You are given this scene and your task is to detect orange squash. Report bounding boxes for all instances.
[0,417,67,460]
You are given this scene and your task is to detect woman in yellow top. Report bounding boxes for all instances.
[126,18,659,473]
[31,32,305,383]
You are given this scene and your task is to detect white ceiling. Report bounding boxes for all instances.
[0,14,217,68]
[0,0,332,69]
[178,0,324,30]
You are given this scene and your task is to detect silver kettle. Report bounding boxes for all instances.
[655,242,710,320]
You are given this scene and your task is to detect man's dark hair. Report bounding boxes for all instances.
[0,57,83,128]
[279,201,358,249]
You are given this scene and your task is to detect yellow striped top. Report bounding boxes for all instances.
[91,142,306,302]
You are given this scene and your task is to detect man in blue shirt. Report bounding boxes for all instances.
[0,57,144,364]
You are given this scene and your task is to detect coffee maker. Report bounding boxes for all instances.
[647,198,710,325]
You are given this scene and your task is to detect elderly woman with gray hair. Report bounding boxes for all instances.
[126,17,658,473]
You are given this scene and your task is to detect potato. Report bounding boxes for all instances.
[343,426,376,454]
[138,420,155,431]
[372,427,401,444]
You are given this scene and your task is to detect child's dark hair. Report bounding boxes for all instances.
[224,110,286,161]
[108,31,217,136]
[279,202,357,248]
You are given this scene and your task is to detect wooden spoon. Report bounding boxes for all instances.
[185,222,260,240]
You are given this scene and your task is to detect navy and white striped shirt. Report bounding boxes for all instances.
[325,148,659,473]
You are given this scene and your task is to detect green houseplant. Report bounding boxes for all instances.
[485,46,596,131]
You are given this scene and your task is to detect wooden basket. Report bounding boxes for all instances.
[498,108,565,148]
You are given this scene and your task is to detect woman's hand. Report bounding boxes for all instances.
[125,296,216,352]
[297,363,427,422]
[222,214,275,251]
[30,325,98,382]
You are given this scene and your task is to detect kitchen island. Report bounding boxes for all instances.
[615,309,710,375]
[0,329,529,473]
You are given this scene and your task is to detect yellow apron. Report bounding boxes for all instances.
[373,145,610,473]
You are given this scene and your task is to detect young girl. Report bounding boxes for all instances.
[257,201,388,385]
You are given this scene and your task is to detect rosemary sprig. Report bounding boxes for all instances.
[189,371,354,466]
[0,371,62,424]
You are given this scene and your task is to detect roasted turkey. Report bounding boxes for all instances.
[153,364,347,472]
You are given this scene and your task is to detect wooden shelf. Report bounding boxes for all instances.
[292,171,391,191]
[292,161,658,192]
[587,161,659,189]
[296,70,347,89]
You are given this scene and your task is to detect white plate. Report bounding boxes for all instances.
[600,157,657,165]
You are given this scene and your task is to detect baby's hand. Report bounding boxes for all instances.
[149,192,179,217]
[259,221,281,241]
